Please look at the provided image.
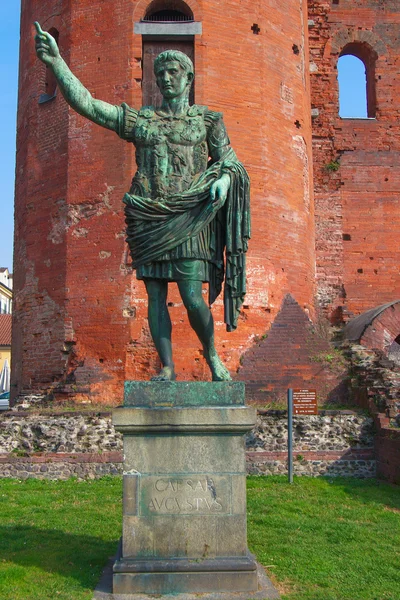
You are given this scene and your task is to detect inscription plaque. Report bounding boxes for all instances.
[293,389,318,415]
[140,475,231,516]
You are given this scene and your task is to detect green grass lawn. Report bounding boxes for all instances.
[0,476,399,600]
[0,477,121,600]
[247,476,400,600]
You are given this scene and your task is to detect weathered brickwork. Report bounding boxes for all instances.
[346,343,400,423]
[308,0,400,319]
[343,343,400,484]
[14,0,135,404]
[13,0,315,403]
[365,398,400,485]
[359,302,400,357]
[236,294,347,405]
[14,0,400,406]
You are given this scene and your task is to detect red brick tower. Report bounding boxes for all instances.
[309,0,400,320]
[12,0,315,404]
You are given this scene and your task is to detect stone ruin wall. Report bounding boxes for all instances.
[308,0,400,320]
[0,410,376,480]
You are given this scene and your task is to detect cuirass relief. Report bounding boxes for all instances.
[132,111,209,198]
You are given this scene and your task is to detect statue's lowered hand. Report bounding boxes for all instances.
[210,174,230,209]
[34,22,60,66]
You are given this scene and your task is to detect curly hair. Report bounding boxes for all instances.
[154,50,194,78]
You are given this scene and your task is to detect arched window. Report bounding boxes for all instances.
[140,1,196,106]
[39,28,59,104]
[144,0,193,21]
[338,43,377,119]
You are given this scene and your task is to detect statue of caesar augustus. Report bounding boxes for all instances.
[35,22,250,382]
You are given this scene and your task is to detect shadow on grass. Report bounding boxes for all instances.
[248,475,400,513]
[323,477,400,511]
[0,524,118,587]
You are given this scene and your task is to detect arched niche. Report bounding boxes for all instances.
[144,0,194,21]
[338,42,378,118]
[135,0,201,106]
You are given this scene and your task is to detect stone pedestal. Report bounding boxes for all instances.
[112,381,258,596]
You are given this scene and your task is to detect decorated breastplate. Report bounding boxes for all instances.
[131,105,209,198]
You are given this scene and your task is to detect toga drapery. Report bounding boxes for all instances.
[117,103,250,331]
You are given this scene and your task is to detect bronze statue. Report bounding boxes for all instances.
[35,23,250,382]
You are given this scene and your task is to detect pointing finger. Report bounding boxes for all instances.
[34,22,45,35]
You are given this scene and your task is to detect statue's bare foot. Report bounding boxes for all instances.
[151,366,176,381]
[205,351,232,382]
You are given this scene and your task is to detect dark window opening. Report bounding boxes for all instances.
[144,9,192,22]
[39,28,59,104]
[338,42,377,118]
[144,0,194,22]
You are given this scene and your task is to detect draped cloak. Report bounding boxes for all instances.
[120,104,250,332]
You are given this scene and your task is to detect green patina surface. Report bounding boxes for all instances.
[123,381,245,407]
[34,23,250,384]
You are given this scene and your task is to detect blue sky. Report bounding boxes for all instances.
[0,1,20,271]
[338,55,368,118]
[0,5,366,272]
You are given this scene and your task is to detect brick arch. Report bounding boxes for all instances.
[331,28,387,57]
[40,14,62,32]
[344,300,400,356]
[144,0,193,19]
[133,0,202,22]
[338,41,378,118]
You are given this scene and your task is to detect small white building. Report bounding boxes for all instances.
[0,268,12,314]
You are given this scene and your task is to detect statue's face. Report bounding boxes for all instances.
[155,61,192,99]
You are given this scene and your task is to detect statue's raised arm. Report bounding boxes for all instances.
[33,32,250,381]
[34,22,119,132]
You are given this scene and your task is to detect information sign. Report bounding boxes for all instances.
[292,389,318,415]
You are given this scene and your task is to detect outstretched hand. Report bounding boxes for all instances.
[34,22,60,66]
[210,173,230,209]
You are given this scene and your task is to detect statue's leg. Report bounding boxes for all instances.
[177,280,231,381]
[144,279,176,381]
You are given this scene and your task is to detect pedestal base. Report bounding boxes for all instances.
[112,382,261,597]
[113,541,258,595]
[94,554,280,599]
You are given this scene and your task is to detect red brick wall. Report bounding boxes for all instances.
[309,0,400,320]
[375,429,400,485]
[14,0,135,403]
[13,0,315,404]
[368,402,400,485]
[13,1,70,397]
[236,294,346,406]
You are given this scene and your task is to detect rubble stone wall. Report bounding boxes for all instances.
[0,410,375,479]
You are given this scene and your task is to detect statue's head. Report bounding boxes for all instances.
[154,50,194,100]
